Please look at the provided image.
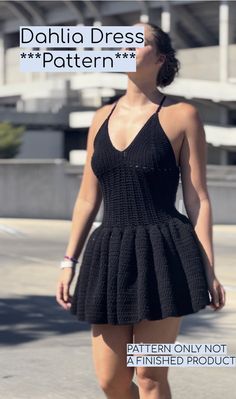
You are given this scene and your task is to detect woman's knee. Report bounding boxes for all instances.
[136,366,169,392]
[98,368,134,395]
[91,323,135,395]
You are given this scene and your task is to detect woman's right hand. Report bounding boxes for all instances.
[206,272,226,311]
[56,267,76,310]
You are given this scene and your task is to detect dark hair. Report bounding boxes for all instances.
[145,22,180,88]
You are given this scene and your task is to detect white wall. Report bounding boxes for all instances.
[0,160,235,223]
[15,129,64,159]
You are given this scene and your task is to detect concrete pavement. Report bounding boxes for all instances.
[0,219,235,399]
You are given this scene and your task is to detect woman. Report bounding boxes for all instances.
[56,22,226,399]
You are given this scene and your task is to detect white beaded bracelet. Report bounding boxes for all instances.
[60,259,77,269]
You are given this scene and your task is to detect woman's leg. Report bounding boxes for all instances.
[91,323,140,399]
[133,317,183,399]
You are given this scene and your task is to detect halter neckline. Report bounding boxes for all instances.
[106,94,167,154]
[108,94,166,120]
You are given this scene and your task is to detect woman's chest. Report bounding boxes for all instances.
[91,116,180,178]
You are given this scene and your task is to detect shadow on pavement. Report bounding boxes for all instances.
[0,295,91,346]
[0,295,229,347]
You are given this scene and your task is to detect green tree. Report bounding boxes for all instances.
[0,121,25,158]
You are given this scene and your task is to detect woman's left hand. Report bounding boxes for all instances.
[206,272,226,311]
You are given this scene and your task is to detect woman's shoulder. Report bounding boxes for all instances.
[168,97,200,117]
[92,102,116,127]
[161,97,203,146]
[88,101,117,143]
[165,97,201,129]
[95,101,117,120]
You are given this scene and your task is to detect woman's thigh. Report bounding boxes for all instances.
[133,317,182,381]
[91,323,135,389]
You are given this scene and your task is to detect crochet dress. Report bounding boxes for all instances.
[70,94,211,325]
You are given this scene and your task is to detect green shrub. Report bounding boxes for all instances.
[0,121,25,158]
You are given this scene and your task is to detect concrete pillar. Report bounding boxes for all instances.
[219,148,228,165]
[140,14,149,23]
[25,48,34,84]
[161,1,177,49]
[161,1,171,33]
[0,35,6,85]
[219,102,229,166]
[219,0,229,82]
[93,20,102,52]
[228,0,235,44]
[38,48,48,81]
[76,22,85,53]
[219,107,228,125]
[93,20,102,105]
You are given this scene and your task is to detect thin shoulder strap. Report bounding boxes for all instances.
[107,94,166,118]
[106,99,119,119]
[156,94,166,114]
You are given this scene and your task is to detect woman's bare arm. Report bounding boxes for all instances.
[56,104,111,310]
[64,105,110,261]
[179,104,214,278]
[179,103,225,310]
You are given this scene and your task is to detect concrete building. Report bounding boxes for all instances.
[0,0,236,165]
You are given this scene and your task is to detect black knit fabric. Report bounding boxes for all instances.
[70,94,211,325]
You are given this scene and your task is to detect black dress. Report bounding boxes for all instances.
[70,94,211,325]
